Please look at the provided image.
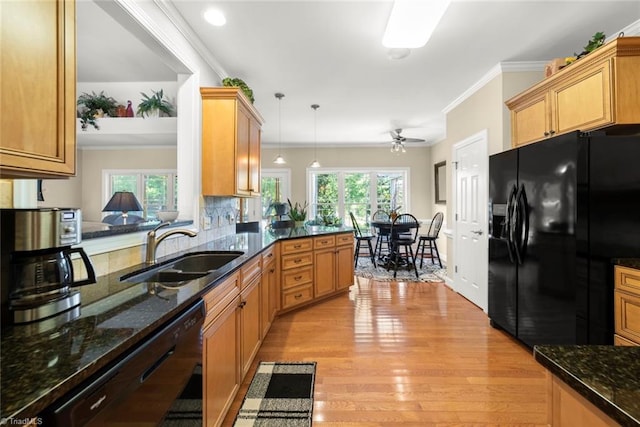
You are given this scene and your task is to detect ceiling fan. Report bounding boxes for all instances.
[389,129,425,153]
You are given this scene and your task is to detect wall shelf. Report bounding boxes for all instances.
[77,117,177,149]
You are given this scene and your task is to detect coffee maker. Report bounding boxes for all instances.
[1,208,96,325]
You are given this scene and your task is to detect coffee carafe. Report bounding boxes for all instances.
[1,208,97,324]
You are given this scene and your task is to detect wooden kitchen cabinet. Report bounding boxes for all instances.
[335,233,356,291]
[506,37,640,148]
[260,245,278,338]
[202,272,240,427]
[0,0,77,178]
[239,256,262,379]
[548,373,618,426]
[614,265,640,346]
[201,87,264,197]
[280,238,314,311]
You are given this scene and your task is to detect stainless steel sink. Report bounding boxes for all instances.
[145,271,208,283]
[171,251,244,272]
[121,251,244,284]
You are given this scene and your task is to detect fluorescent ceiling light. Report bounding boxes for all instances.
[204,8,226,26]
[383,0,450,49]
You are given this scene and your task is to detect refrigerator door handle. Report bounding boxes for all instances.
[512,184,529,264]
[511,185,523,265]
[505,184,518,263]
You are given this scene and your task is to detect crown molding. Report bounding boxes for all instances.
[442,61,545,114]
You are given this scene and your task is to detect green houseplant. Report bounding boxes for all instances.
[222,77,255,103]
[77,91,118,130]
[137,89,174,118]
[287,198,308,223]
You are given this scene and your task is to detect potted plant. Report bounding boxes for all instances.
[287,198,308,226]
[222,77,255,103]
[77,91,119,130]
[137,89,174,118]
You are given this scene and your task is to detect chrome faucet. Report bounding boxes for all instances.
[145,222,198,264]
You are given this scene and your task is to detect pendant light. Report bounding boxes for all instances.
[309,104,320,168]
[273,92,286,164]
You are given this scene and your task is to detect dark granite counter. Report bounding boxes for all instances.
[81,219,194,240]
[0,225,352,423]
[614,258,640,270]
[534,345,640,426]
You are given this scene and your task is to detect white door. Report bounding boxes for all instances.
[453,130,488,311]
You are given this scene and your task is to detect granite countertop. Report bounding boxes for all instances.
[534,345,640,426]
[614,258,640,270]
[0,225,352,422]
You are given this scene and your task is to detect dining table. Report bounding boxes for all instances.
[370,219,421,269]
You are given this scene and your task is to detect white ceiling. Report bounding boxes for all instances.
[78,0,640,149]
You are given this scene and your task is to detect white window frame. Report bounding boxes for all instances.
[306,167,410,221]
[103,169,178,218]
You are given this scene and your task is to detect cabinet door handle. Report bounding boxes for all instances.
[294,275,303,281]
[270,268,275,273]
[294,244,302,248]
[294,258,302,264]
[239,300,247,308]
[544,131,550,137]
[294,293,303,299]
[549,130,556,135]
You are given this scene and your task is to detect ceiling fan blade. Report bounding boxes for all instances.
[402,137,425,142]
[389,130,400,139]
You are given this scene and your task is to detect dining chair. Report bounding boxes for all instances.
[349,212,377,268]
[371,209,391,260]
[387,213,420,278]
[416,212,444,268]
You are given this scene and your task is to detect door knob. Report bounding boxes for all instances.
[471,230,483,235]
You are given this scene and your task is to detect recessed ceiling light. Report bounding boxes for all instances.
[383,0,450,49]
[204,8,226,26]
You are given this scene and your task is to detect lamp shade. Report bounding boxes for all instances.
[102,191,143,213]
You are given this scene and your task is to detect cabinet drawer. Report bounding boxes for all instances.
[614,334,638,346]
[281,252,313,270]
[336,232,354,246]
[203,272,240,327]
[282,266,313,290]
[614,289,640,344]
[314,235,335,249]
[241,255,261,289]
[281,238,313,254]
[281,283,314,309]
[615,265,640,295]
[262,245,276,265]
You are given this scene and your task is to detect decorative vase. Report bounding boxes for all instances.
[390,212,398,221]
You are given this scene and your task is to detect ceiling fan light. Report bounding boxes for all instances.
[382,0,450,48]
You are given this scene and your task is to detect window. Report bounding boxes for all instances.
[104,169,177,220]
[308,168,408,225]
[261,169,291,218]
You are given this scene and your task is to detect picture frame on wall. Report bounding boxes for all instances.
[434,161,446,204]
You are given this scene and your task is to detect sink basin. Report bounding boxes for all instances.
[121,251,244,284]
[171,251,244,272]
[127,270,208,283]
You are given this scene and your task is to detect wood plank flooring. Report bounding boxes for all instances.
[222,277,549,426]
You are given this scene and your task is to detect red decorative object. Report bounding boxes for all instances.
[125,100,134,117]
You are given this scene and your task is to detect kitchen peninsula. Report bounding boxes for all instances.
[0,225,353,425]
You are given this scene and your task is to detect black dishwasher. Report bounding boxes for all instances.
[44,299,204,426]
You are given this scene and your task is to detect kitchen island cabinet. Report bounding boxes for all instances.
[314,233,354,297]
[201,87,264,197]
[0,0,77,178]
[260,245,278,338]
[202,272,240,427]
[506,37,640,148]
[239,255,262,379]
[534,345,640,427]
[614,264,640,346]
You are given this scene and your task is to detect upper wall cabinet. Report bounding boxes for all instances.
[201,87,264,197]
[0,0,77,178]
[506,37,640,148]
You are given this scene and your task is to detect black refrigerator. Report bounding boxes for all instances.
[488,131,640,347]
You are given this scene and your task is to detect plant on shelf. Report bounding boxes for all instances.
[137,89,174,118]
[77,91,119,130]
[222,77,255,103]
[575,31,606,59]
[287,198,308,222]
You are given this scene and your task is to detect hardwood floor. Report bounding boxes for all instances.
[222,277,549,426]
